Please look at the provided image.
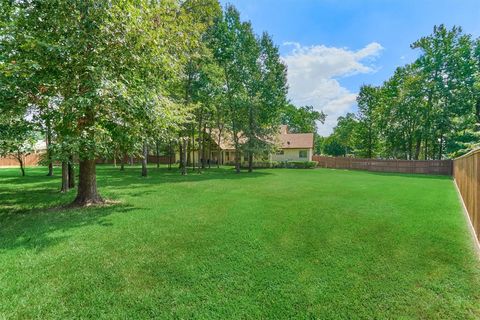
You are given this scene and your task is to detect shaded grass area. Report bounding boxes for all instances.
[0,165,479,319]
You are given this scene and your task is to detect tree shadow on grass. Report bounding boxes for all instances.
[0,202,135,253]
[0,166,270,253]
[96,166,273,189]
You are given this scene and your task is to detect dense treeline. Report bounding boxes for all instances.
[319,25,480,160]
[0,0,323,206]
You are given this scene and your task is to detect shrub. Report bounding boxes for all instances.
[286,161,318,169]
[240,161,279,168]
[239,160,318,169]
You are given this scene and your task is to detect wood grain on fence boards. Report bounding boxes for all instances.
[453,149,480,241]
[312,155,453,175]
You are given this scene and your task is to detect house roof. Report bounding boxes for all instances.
[209,125,314,150]
[279,132,314,149]
[208,129,245,150]
[278,125,314,149]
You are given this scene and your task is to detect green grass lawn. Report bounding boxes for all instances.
[1,166,479,319]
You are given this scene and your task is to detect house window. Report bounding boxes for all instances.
[299,150,308,158]
[275,150,284,155]
[226,152,230,161]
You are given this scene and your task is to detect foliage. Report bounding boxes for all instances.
[0,119,37,175]
[240,160,318,169]
[324,25,480,160]
[284,161,318,169]
[209,5,289,172]
[281,104,326,133]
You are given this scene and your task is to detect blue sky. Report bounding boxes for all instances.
[220,0,480,135]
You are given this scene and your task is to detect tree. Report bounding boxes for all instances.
[412,25,476,159]
[210,5,246,173]
[334,113,357,156]
[322,135,347,157]
[329,25,479,160]
[355,85,380,158]
[0,120,36,176]
[4,1,191,205]
[243,32,288,172]
[210,6,289,172]
[281,104,326,133]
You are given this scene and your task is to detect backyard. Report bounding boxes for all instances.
[0,166,479,319]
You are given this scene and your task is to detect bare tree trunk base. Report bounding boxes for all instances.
[71,159,103,207]
[71,195,105,207]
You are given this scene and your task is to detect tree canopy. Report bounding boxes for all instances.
[321,25,480,160]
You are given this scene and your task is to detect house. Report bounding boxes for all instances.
[270,125,314,162]
[176,125,314,165]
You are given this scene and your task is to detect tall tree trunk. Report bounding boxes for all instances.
[179,141,183,169]
[113,153,117,168]
[181,138,188,175]
[197,112,203,171]
[476,98,480,130]
[47,160,54,177]
[20,161,25,176]
[73,159,103,205]
[156,140,160,169]
[46,123,53,176]
[248,152,253,173]
[223,66,239,173]
[61,161,69,193]
[414,138,421,160]
[187,135,192,167]
[207,126,212,169]
[248,102,254,172]
[424,138,428,160]
[201,123,207,169]
[217,127,223,168]
[141,141,148,177]
[438,134,444,160]
[68,155,75,188]
[234,145,240,173]
[17,154,25,177]
[192,128,196,171]
[168,141,172,170]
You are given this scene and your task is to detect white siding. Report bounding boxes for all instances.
[271,148,312,162]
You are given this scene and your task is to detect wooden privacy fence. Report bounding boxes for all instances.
[0,153,42,167]
[0,153,175,167]
[312,155,453,175]
[453,149,480,242]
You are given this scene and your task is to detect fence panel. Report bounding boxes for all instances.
[453,149,480,241]
[0,153,42,167]
[312,155,452,175]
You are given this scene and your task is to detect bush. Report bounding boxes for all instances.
[240,160,318,169]
[285,161,318,169]
[241,161,280,168]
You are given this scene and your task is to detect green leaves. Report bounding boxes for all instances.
[325,25,480,160]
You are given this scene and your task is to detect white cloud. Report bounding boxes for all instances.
[282,42,383,135]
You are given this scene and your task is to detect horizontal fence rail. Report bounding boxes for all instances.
[312,155,453,175]
[453,149,480,242]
